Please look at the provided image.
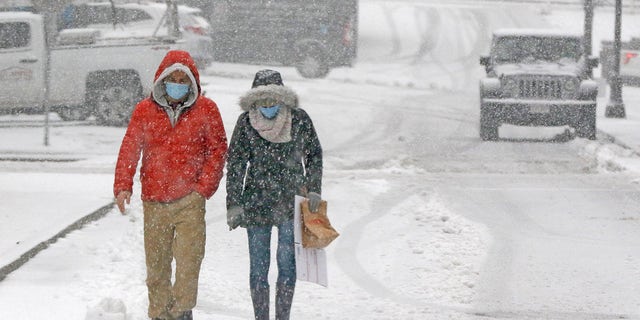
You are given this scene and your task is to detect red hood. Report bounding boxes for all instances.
[154,50,201,92]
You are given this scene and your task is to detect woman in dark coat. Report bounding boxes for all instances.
[226,69,323,320]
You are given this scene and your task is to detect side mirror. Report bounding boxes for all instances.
[480,56,491,67]
[480,55,492,73]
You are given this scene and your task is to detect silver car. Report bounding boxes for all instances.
[58,2,213,68]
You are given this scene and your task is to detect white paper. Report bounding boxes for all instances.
[294,195,328,287]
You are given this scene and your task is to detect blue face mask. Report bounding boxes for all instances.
[165,82,190,100]
[259,105,281,119]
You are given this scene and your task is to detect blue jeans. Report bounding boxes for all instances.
[247,219,296,290]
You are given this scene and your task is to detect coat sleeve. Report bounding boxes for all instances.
[299,110,323,195]
[113,102,145,198]
[226,113,250,209]
[194,101,228,199]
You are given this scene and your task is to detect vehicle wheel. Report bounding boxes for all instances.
[575,109,596,140]
[295,46,330,79]
[88,77,141,127]
[480,103,499,141]
[57,106,90,121]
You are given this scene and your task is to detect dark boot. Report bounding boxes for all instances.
[151,310,173,320]
[250,286,269,320]
[275,283,295,320]
[175,310,192,320]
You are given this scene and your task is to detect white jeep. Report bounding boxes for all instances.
[479,29,599,140]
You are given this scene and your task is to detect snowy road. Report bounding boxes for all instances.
[440,174,640,319]
[2,1,640,319]
[319,75,640,318]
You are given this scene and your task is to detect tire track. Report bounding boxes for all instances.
[328,1,562,314]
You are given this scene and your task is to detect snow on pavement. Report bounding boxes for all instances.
[1,1,640,319]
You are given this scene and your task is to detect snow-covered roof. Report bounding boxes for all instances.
[493,28,583,39]
[0,10,39,21]
[0,0,31,8]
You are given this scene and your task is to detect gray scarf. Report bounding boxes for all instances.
[248,107,292,143]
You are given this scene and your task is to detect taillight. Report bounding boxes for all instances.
[184,25,205,35]
[342,20,353,46]
[623,52,638,64]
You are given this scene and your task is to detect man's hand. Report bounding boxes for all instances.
[116,191,132,214]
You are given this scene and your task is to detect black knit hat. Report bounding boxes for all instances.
[251,69,284,88]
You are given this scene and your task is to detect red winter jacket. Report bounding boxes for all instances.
[113,50,227,202]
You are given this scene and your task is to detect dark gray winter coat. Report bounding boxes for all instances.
[226,85,322,227]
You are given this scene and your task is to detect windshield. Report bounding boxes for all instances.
[492,36,583,63]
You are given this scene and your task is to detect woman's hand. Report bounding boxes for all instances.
[308,192,322,212]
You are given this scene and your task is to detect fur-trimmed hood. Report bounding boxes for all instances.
[239,84,299,112]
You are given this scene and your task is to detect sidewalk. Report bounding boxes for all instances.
[597,86,640,154]
[0,122,120,269]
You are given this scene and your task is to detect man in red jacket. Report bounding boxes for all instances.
[113,50,227,320]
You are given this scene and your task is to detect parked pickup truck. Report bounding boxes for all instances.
[600,38,640,86]
[0,11,181,126]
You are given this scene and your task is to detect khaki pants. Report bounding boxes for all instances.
[143,192,206,319]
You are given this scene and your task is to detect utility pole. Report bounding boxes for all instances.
[166,0,181,38]
[584,0,594,77]
[606,0,625,118]
[32,0,70,145]
[110,0,118,30]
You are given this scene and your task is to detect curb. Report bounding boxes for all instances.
[0,202,115,282]
[598,129,640,156]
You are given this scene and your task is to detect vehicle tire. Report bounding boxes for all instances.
[295,45,330,79]
[87,74,142,127]
[480,103,499,141]
[575,108,597,140]
[57,106,91,122]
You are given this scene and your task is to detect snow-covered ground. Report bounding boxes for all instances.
[1,1,640,319]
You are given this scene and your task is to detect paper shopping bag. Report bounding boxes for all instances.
[300,199,339,249]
